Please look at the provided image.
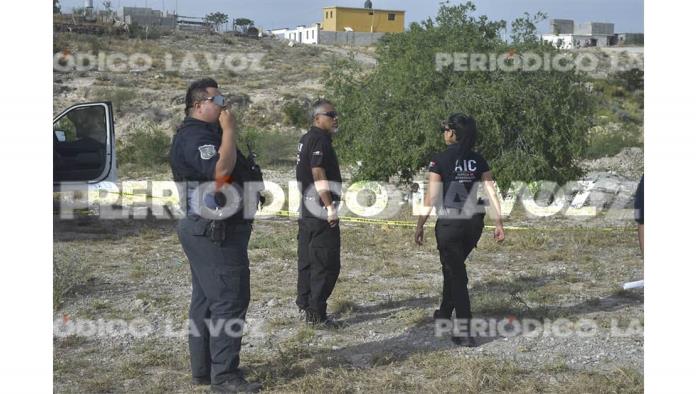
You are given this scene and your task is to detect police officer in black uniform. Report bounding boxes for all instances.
[170,78,262,393]
[295,99,342,328]
[415,113,505,347]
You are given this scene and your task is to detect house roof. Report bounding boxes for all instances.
[322,6,405,13]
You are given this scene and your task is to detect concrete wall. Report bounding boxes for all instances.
[270,29,288,39]
[122,6,162,18]
[318,30,387,46]
[542,34,576,49]
[575,22,614,36]
[123,7,176,30]
[542,34,612,49]
[550,19,574,34]
[618,33,644,46]
[177,23,211,33]
[127,15,177,30]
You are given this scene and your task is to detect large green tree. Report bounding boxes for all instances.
[325,2,596,191]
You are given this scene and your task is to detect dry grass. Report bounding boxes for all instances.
[53,206,643,392]
[266,351,643,393]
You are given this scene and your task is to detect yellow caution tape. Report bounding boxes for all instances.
[268,210,622,232]
[90,191,627,232]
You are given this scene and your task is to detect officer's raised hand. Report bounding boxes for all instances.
[219,108,236,131]
[214,107,238,186]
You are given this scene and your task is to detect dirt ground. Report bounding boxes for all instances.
[53,198,643,393]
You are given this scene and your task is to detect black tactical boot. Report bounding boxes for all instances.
[451,335,477,348]
[433,309,452,320]
[191,376,211,386]
[211,376,262,393]
[306,309,344,329]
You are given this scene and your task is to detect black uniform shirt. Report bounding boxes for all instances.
[428,145,490,211]
[170,117,225,216]
[171,117,222,181]
[295,126,342,218]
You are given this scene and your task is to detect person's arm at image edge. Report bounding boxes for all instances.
[482,171,505,242]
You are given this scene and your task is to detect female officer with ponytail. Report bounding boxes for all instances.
[415,113,505,347]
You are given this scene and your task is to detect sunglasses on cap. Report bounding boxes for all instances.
[317,111,339,119]
[204,95,226,107]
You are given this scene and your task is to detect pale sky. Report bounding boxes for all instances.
[57,0,644,33]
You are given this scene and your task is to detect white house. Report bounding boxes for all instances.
[542,33,612,49]
[269,23,320,44]
[542,20,617,49]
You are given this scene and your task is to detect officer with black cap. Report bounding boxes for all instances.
[170,78,262,393]
[295,99,343,328]
[415,113,505,347]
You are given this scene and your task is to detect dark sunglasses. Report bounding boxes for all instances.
[204,95,226,107]
[317,111,339,119]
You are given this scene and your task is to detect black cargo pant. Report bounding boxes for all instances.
[177,216,252,385]
[435,214,484,332]
[296,217,341,317]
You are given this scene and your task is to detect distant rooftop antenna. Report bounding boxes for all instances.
[364,0,372,9]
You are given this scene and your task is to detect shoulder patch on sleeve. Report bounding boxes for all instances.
[198,145,216,160]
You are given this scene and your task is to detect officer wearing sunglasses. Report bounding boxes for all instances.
[295,99,343,328]
[169,78,262,393]
[415,113,505,347]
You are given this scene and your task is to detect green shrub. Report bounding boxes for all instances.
[607,85,626,98]
[90,87,137,113]
[612,68,644,92]
[325,2,596,189]
[85,35,105,53]
[237,128,300,167]
[117,122,171,171]
[585,124,642,159]
[281,100,309,128]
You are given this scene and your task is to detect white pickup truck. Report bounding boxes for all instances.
[53,101,117,188]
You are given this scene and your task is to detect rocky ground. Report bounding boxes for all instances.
[53,32,377,139]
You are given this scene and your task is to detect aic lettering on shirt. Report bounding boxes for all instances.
[454,159,478,172]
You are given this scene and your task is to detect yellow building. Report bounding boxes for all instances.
[321,6,405,33]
